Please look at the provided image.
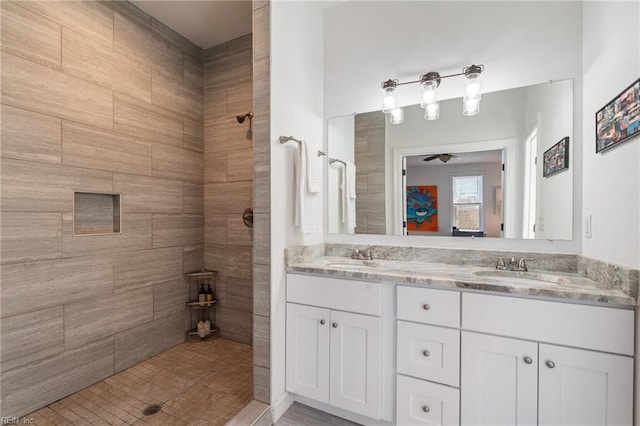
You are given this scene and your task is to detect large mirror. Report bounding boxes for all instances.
[327,79,573,240]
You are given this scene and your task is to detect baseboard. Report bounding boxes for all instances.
[272,392,295,423]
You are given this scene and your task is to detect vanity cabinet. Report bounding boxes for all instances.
[461,292,634,426]
[285,274,382,420]
[285,272,635,425]
[395,286,635,426]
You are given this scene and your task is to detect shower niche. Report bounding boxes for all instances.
[73,192,122,236]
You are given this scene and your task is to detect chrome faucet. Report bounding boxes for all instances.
[495,257,534,271]
[351,249,373,260]
[517,258,534,272]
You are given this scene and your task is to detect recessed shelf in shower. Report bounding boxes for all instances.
[73,192,122,236]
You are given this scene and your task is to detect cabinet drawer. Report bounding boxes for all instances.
[397,375,460,426]
[287,273,381,316]
[397,321,460,387]
[398,286,460,327]
[463,293,634,355]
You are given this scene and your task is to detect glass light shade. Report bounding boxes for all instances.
[420,81,438,108]
[390,107,404,124]
[382,88,397,113]
[463,97,480,116]
[424,102,440,120]
[464,72,482,99]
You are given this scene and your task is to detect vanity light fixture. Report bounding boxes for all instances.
[381,64,484,123]
[381,79,398,113]
[390,107,404,124]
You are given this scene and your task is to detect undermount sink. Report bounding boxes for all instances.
[474,269,572,286]
[323,259,380,269]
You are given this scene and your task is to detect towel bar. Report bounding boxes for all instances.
[279,135,326,157]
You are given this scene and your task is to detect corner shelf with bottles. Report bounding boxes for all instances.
[185,269,217,340]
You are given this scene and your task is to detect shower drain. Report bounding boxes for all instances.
[143,404,162,416]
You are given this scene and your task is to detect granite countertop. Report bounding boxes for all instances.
[287,256,636,307]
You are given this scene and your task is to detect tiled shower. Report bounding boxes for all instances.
[0,0,255,417]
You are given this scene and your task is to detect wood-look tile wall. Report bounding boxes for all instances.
[354,111,386,234]
[0,1,204,417]
[252,0,271,404]
[203,34,254,346]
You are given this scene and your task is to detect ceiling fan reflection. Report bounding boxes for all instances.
[422,153,462,163]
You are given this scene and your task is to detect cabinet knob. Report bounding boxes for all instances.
[523,356,533,365]
[422,303,431,311]
[422,405,430,413]
[546,360,556,369]
[422,350,431,357]
[320,319,326,325]
[332,322,338,328]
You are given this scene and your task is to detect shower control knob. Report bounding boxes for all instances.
[242,208,254,228]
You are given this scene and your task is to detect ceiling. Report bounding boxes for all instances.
[131,1,252,49]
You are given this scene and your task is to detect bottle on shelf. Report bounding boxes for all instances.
[197,320,207,338]
[198,284,207,306]
[204,320,211,335]
[206,283,214,306]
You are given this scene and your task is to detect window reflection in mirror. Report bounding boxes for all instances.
[327,79,573,240]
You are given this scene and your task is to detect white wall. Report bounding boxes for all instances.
[327,115,355,234]
[580,6,640,421]
[324,1,582,118]
[582,2,640,269]
[323,0,583,253]
[407,162,502,237]
[270,0,325,411]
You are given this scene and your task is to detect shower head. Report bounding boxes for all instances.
[236,112,253,124]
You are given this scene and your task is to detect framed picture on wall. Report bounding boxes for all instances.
[596,78,640,153]
[543,137,569,177]
[406,185,438,232]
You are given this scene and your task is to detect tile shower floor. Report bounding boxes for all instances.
[24,338,253,425]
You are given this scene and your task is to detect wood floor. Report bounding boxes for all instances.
[22,338,253,425]
[276,403,360,426]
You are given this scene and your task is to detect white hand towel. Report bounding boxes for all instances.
[346,161,356,199]
[339,165,347,224]
[305,140,322,194]
[345,161,357,233]
[294,140,322,234]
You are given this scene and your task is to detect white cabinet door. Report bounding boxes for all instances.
[461,332,538,426]
[285,303,330,403]
[538,344,633,426]
[329,310,381,419]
